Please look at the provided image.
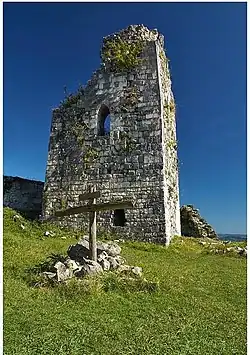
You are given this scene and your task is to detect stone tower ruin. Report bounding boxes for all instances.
[43,24,181,245]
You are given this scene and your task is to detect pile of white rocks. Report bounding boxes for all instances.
[42,237,143,282]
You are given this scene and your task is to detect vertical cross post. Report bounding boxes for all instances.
[88,186,97,261]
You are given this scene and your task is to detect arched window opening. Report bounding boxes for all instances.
[113,209,126,226]
[98,105,110,136]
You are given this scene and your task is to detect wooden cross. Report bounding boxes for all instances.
[50,186,134,261]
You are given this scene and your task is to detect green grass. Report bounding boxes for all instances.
[4,207,247,354]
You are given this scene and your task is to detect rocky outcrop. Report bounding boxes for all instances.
[180,205,218,239]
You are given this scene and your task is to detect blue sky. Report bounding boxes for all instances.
[3,2,246,234]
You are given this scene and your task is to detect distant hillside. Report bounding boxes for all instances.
[218,234,247,242]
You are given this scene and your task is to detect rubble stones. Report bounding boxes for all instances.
[197,239,247,257]
[97,251,109,263]
[117,265,131,273]
[108,256,120,270]
[64,258,80,271]
[68,243,90,261]
[38,239,143,284]
[83,259,103,276]
[100,259,110,271]
[54,261,73,281]
[42,271,56,279]
[131,266,142,277]
[98,242,121,257]
[13,214,21,222]
[180,205,218,239]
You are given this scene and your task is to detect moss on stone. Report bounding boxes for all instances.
[102,37,145,72]
[120,132,136,153]
[71,122,89,146]
[169,99,175,114]
[164,99,175,120]
[121,86,139,111]
[159,48,170,85]
[167,139,177,150]
[60,198,67,211]
[61,94,80,109]
[83,148,99,169]
[60,83,84,109]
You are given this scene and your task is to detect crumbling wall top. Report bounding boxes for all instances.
[101,24,164,72]
[102,24,164,45]
[56,24,166,110]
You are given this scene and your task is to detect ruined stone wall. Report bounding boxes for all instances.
[156,41,181,238]
[43,25,180,244]
[4,176,44,219]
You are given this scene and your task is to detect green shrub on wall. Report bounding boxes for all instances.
[102,37,145,72]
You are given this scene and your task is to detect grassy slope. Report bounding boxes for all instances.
[4,208,247,355]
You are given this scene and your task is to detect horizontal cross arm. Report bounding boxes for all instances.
[54,201,134,217]
[79,191,101,201]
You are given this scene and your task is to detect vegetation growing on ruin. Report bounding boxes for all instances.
[167,139,178,150]
[60,93,81,109]
[121,86,139,111]
[164,100,176,122]
[71,121,89,146]
[159,48,170,88]
[169,99,176,114]
[102,37,145,72]
[60,197,67,211]
[120,132,136,153]
[83,148,99,169]
[60,85,84,109]
[4,207,246,355]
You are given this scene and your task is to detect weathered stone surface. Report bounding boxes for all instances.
[97,241,121,257]
[117,264,131,273]
[108,256,120,270]
[180,205,218,239]
[131,266,142,277]
[13,214,21,222]
[4,176,44,219]
[100,259,110,271]
[115,255,126,265]
[64,258,80,271]
[67,243,90,261]
[97,251,109,263]
[54,261,73,281]
[42,24,181,245]
[76,238,121,257]
[42,271,56,279]
[83,259,103,275]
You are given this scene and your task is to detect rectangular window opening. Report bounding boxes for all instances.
[113,209,126,226]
